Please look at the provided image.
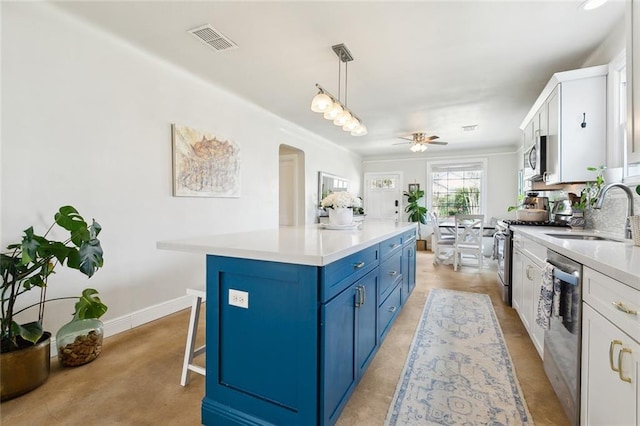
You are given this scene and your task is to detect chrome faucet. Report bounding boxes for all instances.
[594,183,635,239]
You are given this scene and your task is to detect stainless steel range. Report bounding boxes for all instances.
[495,220,568,306]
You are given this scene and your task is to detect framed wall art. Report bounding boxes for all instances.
[171,123,240,197]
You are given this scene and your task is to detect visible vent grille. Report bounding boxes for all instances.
[188,24,238,52]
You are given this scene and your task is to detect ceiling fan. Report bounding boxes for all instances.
[393,132,449,152]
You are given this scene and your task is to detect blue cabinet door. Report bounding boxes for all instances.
[203,256,319,426]
[402,243,416,304]
[355,270,379,378]
[321,284,357,425]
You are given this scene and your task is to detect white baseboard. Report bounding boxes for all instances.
[50,295,193,358]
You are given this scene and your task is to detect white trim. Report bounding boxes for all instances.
[49,295,193,358]
[362,148,518,164]
[608,49,627,169]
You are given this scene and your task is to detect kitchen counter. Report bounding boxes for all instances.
[510,226,640,290]
[158,220,418,425]
[157,220,417,266]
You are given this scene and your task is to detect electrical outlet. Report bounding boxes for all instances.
[228,289,249,309]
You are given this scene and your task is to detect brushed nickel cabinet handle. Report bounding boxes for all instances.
[612,301,638,315]
[610,340,623,372]
[389,271,397,276]
[389,243,399,248]
[618,348,633,383]
[361,285,366,306]
[389,306,397,313]
[354,286,362,308]
[353,261,365,269]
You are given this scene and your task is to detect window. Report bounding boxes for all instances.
[429,161,485,219]
[369,178,397,189]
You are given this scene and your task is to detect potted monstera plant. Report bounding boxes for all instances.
[0,205,106,400]
[404,188,428,250]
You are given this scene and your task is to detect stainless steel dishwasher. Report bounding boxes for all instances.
[544,249,582,426]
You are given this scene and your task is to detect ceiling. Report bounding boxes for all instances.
[51,0,626,159]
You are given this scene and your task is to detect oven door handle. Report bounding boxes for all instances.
[553,268,579,286]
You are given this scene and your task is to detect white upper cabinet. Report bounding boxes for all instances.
[521,65,608,184]
[628,0,640,167]
[546,73,607,184]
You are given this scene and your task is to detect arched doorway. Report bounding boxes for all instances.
[279,145,305,226]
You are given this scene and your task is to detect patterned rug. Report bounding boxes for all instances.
[385,289,533,425]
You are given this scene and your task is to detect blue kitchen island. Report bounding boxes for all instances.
[158,221,417,426]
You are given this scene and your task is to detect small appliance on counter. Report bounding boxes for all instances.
[522,193,550,211]
[516,192,550,222]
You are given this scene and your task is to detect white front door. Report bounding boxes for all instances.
[363,172,403,221]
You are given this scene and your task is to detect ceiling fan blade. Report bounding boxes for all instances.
[425,135,440,141]
[397,136,414,142]
[392,141,411,145]
[429,141,448,145]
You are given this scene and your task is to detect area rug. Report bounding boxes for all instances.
[384,289,533,425]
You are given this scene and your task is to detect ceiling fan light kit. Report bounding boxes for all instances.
[410,143,428,152]
[395,132,449,153]
[310,44,367,136]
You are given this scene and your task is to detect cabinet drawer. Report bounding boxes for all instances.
[379,250,402,301]
[403,229,417,245]
[321,245,379,303]
[379,283,401,339]
[380,235,403,260]
[522,238,546,266]
[583,267,640,342]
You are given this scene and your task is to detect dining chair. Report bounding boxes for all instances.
[429,212,455,265]
[453,214,485,271]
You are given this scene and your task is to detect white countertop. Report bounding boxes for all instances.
[511,226,640,290]
[157,221,417,266]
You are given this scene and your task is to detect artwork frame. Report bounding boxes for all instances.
[408,183,420,192]
[171,123,241,198]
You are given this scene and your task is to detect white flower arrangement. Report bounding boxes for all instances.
[321,191,362,209]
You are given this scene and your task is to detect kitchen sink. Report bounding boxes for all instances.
[545,233,621,242]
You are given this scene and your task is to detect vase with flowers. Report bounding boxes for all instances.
[321,192,362,226]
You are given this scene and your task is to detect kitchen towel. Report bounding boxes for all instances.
[536,261,559,329]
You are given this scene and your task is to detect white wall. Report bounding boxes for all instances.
[1,3,361,339]
[363,151,519,222]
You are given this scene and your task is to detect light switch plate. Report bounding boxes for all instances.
[229,289,249,309]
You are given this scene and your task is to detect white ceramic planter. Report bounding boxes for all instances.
[328,208,353,226]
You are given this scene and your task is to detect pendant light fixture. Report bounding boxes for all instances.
[310,44,367,136]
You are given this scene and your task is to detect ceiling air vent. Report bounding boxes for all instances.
[188,24,238,52]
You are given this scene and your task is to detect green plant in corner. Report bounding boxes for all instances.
[403,188,427,240]
[575,165,606,211]
[1,205,107,354]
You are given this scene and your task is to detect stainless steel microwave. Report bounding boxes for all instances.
[523,135,546,181]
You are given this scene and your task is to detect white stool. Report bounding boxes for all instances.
[180,288,206,386]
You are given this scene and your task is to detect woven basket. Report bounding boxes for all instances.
[632,215,640,247]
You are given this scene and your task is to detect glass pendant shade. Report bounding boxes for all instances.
[333,110,352,126]
[310,92,333,113]
[351,124,367,136]
[343,116,360,132]
[323,102,343,120]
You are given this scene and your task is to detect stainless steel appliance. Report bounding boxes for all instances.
[551,199,574,224]
[496,220,568,307]
[544,250,582,426]
[523,135,547,181]
[522,194,549,211]
[494,227,511,306]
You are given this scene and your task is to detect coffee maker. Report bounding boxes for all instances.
[522,192,550,211]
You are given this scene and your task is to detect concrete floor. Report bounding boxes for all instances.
[1,251,568,425]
